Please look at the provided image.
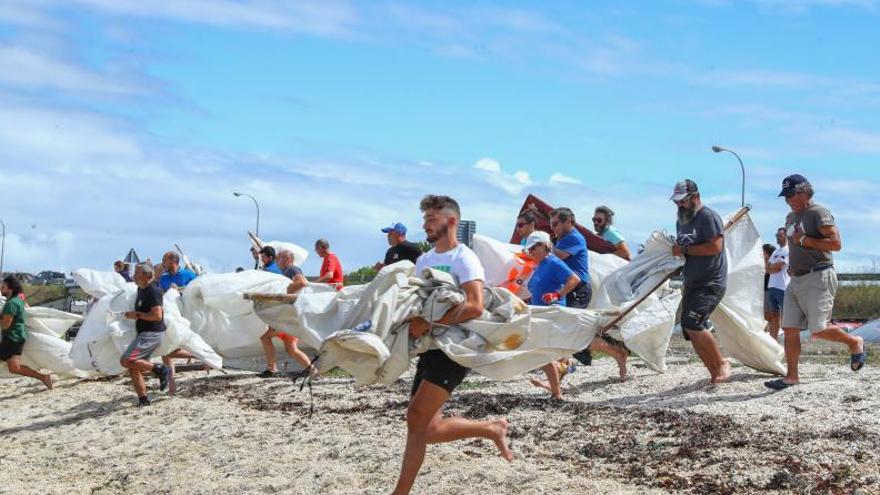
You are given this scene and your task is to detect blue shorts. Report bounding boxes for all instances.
[767,288,785,313]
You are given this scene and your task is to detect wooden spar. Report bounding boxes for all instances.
[174,243,197,273]
[598,205,751,333]
[244,292,298,303]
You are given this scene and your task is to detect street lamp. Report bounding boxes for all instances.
[0,219,5,276]
[711,145,745,208]
[232,192,260,237]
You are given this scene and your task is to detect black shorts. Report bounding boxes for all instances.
[565,282,593,309]
[411,349,470,396]
[680,284,726,336]
[0,337,25,361]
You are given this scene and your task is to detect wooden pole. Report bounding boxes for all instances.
[244,292,298,303]
[598,206,751,333]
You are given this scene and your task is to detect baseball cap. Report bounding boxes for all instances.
[524,230,551,250]
[778,174,809,197]
[381,222,407,235]
[670,179,699,202]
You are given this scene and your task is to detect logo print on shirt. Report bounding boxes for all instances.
[678,229,697,246]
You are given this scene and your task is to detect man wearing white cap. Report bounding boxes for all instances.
[373,222,422,272]
[522,230,583,399]
[670,179,731,384]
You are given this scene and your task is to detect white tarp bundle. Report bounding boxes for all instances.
[592,231,684,373]
[712,212,786,375]
[253,211,784,384]
[68,270,223,374]
[254,261,604,385]
[471,233,627,304]
[0,301,89,378]
[73,268,128,299]
[474,232,674,372]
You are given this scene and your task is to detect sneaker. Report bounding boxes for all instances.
[257,369,280,378]
[572,349,593,366]
[138,396,151,407]
[157,365,171,391]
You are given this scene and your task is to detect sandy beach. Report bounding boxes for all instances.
[2,339,879,495]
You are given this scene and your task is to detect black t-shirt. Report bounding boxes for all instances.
[282,265,303,280]
[676,206,727,288]
[135,283,166,333]
[384,241,422,266]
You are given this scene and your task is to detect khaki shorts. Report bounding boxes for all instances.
[782,268,837,333]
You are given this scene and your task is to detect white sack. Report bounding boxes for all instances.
[852,319,880,343]
[0,302,89,378]
[73,268,130,299]
[712,212,786,375]
[69,277,223,373]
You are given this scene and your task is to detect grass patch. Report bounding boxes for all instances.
[834,284,880,320]
[22,284,68,306]
[322,367,352,378]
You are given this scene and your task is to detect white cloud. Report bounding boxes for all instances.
[549,172,582,185]
[473,157,502,173]
[61,0,359,38]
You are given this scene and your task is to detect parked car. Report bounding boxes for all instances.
[34,271,66,285]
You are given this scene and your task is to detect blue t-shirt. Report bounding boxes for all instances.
[263,262,282,275]
[600,226,625,246]
[554,229,589,282]
[528,256,576,306]
[159,268,197,292]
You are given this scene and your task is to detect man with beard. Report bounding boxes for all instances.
[392,194,512,495]
[593,205,632,261]
[765,175,864,390]
[670,179,731,384]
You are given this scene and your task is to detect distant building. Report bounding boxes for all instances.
[457,220,476,249]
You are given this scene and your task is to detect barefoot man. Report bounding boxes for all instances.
[670,179,732,384]
[765,174,864,390]
[1,276,53,390]
[392,195,513,495]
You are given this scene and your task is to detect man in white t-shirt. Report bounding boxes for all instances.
[391,195,513,495]
[766,227,790,340]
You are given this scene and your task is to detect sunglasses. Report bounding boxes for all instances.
[591,217,604,223]
[516,222,530,228]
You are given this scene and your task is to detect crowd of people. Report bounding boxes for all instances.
[0,173,865,495]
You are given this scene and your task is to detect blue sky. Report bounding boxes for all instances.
[1,0,878,275]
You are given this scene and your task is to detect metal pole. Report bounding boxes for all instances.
[233,192,261,237]
[0,219,5,276]
[711,146,746,207]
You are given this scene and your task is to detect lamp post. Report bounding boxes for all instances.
[711,145,745,207]
[0,219,5,276]
[232,192,260,237]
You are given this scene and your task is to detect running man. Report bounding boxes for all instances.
[391,194,512,495]
[257,249,312,378]
[765,174,864,390]
[1,276,53,389]
[121,263,170,406]
[670,179,731,384]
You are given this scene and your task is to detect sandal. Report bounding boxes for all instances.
[851,351,866,372]
[257,369,280,378]
[764,378,796,390]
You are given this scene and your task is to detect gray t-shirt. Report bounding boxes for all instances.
[676,206,727,288]
[785,203,835,274]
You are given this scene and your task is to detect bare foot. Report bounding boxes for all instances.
[489,419,514,462]
[530,378,552,393]
[41,374,53,390]
[710,361,732,384]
